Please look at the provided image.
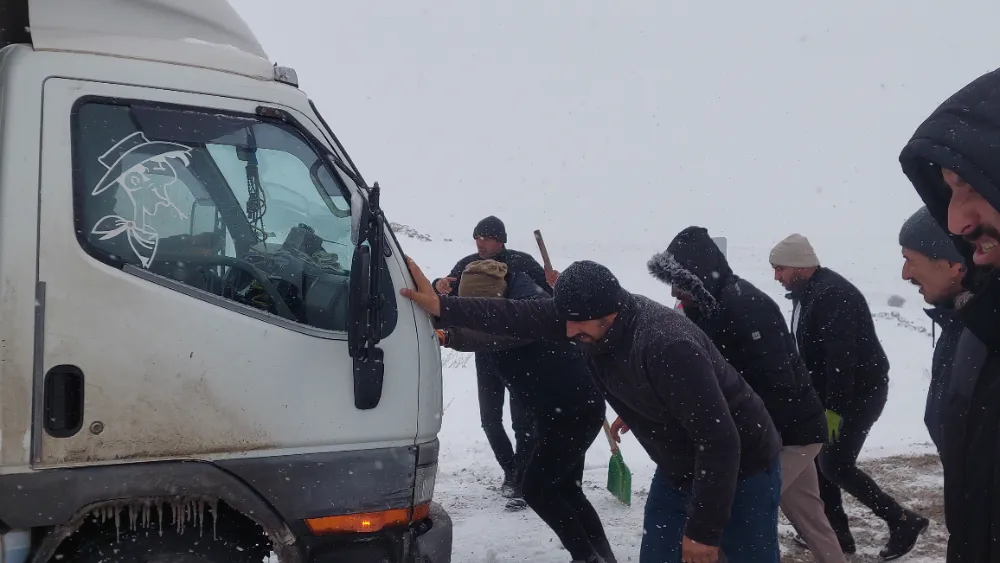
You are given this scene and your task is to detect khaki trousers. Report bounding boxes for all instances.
[780,444,848,563]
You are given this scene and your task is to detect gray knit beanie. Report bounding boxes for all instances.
[899,206,964,264]
[769,234,820,268]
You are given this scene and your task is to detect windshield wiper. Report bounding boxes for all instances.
[307,99,367,187]
[326,152,366,191]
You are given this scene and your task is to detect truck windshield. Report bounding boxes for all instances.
[72,100,363,332]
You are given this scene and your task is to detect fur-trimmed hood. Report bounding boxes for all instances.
[648,226,734,316]
[647,250,720,317]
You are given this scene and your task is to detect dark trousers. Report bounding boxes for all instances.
[520,412,613,562]
[475,352,532,480]
[817,384,906,545]
[639,455,782,563]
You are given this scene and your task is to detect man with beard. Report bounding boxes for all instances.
[436,260,615,563]
[431,215,549,509]
[642,226,843,563]
[898,67,1000,562]
[899,206,967,453]
[402,257,783,563]
[769,234,928,560]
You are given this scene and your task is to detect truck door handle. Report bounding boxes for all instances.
[43,365,85,438]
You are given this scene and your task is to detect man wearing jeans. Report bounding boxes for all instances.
[644,226,844,563]
[402,256,783,563]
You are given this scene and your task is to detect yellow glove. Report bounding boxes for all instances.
[826,410,843,442]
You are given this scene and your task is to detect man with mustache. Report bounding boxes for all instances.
[899,67,1000,562]
[898,206,966,453]
[769,234,928,560]
[402,257,783,563]
[430,215,549,509]
[437,261,616,563]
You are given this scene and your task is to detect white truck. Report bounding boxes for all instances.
[0,1,452,562]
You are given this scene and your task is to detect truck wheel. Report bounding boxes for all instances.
[60,504,271,563]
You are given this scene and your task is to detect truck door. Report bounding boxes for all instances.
[33,77,419,465]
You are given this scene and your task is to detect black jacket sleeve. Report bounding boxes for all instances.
[438,295,565,341]
[645,339,741,547]
[508,250,554,296]
[445,328,533,352]
[812,287,860,413]
[432,253,479,297]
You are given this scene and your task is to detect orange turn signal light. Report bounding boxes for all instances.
[305,503,432,535]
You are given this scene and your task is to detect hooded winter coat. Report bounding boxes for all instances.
[899,66,1000,562]
[434,290,782,547]
[785,267,890,415]
[648,226,827,446]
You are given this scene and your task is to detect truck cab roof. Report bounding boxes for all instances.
[9,0,278,81]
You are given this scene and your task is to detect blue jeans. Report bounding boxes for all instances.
[639,456,782,563]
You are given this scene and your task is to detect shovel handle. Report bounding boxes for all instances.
[533,229,554,272]
[602,418,621,455]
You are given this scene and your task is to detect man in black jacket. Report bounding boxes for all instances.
[769,234,928,560]
[644,226,844,563]
[431,215,548,507]
[898,66,1000,562]
[432,216,551,296]
[402,256,783,563]
[899,206,967,453]
[438,263,615,563]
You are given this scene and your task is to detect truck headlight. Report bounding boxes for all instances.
[415,462,437,506]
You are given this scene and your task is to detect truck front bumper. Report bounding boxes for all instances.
[307,502,452,563]
[412,502,452,563]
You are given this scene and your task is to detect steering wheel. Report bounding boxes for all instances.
[153,253,298,321]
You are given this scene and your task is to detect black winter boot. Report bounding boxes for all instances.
[879,510,929,561]
[500,471,517,498]
[503,485,527,511]
[591,537,618,563]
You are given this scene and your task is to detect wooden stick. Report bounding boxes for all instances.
[535,229,619,453]
[533,229,554,272]
[602,419,620,454]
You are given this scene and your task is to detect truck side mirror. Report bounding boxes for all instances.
[348,244,371,357]
[347,242,385,410]
[347,184,386,410]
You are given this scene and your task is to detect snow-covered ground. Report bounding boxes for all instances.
[398,227,942,562]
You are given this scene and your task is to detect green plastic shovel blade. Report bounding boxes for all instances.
[607,450,632,506]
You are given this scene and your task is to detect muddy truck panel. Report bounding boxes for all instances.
[0,1,451,561]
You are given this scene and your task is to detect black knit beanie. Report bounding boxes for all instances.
[899,206,964,264]
[554,260,625,320]
[473,216,507,243]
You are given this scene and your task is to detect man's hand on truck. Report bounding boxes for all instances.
[402,257,443,317]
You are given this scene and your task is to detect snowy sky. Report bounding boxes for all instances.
[231,0,1000,290]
